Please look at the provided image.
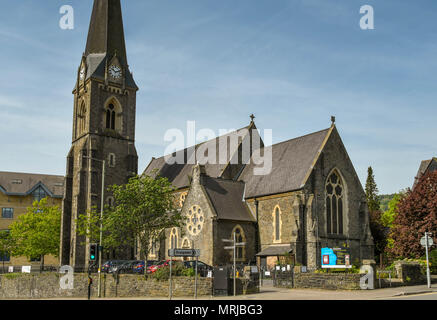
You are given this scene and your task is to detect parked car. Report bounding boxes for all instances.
[102,260,124,273]
[132,260,159,274]
[117,260,144,274]
[183,260,213,277]
[147,260,177,274]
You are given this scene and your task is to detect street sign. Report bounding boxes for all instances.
[420,236,434,247]
[168,248,200,257]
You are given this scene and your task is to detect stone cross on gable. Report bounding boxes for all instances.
[250,114,255,123]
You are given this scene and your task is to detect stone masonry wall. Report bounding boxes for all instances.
[0,273,212,299]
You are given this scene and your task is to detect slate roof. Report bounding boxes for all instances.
[413,158,437,189]
[143,125,254,189]
[0,171,65,198]
[239,128,331,199]
[256,244,292,256]
[202,177,254,222]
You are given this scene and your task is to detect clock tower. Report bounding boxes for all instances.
[60,0,138,269]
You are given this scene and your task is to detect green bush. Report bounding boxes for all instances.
[151,263,195,281]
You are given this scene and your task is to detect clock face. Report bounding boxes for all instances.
[109,65,122,79]
[79,67,85,80]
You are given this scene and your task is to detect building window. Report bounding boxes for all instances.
[326,171,344,235]
[0,252,10,262]
[106,104,116,130]
[32,186,47,203]
[231,226,246,261]
[2,208,13,219]
[181,238,190,249]
[187,205,204,236]
[170,228,178,249]
[107,196,115,207]
[78,102,87,135]
[30,256,41,262]
[273,206,281,242]
[179,192,187,207]
[108,153,116,167]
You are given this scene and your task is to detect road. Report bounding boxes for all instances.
[384,292,437,300]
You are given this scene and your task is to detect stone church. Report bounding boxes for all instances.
[144,119,375,269]
[60,0,374,270]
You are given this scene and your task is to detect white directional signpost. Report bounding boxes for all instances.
[168,248,200,300]
[223,232,246,296]
[421,232,434,288]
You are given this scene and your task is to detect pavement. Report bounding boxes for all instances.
[36,282,437,301]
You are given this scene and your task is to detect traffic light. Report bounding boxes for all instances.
[89,243,97,261]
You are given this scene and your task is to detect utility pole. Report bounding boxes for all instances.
[83,156,105,298]
[223,232,246,297]
[424,232,432,289]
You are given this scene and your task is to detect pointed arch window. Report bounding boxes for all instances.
[272,206,281,243]
[170,228,178,249]
[326,171,344,235]
[106,104,116,130]
[78,102,87,135]
[231,226,246,261]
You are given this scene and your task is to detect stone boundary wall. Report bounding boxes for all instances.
[294,273,363,290]
[0,273,212,299]
[274,272,363,290]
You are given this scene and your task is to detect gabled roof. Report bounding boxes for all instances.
[0,171,65,198]
[143,124,256,190]
[413,157,437,189]
[239,127,332,199]
[202,176,254,222]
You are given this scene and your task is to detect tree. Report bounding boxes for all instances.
[9,198,61,270]
[381,192,404,229]
[0,230,14,272]
[365,166,380,212]
[388,171,437,259]
[365,166,387,264]
[97,174,183,273]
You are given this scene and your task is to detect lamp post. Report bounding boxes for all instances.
[83,155,105,298]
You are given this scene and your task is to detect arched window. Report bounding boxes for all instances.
[231,226,245,261]
[179,192,187,208]
[273,206,281,242]
[181,238,190,249]
[77,102,86,136]
[106,104,116,130]
[170,228,178,249]
[108,153,116,167]
[326,171,344,235]
[107,196,114,207]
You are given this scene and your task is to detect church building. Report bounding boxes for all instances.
[144,118,375,269]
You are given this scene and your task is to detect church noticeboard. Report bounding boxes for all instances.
[321,247,351,268]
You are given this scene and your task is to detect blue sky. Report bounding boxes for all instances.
[1,0,436,194]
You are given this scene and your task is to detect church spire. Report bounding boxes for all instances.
[85,0,127,65]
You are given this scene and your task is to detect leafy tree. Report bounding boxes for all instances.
[381,192,404,229]
[365,166,380,212]
[102,175,183,273]
[388,171,437,259]
[0,230,14,272]
[9,198,61,270]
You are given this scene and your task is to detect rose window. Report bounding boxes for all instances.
[187,205,204,236]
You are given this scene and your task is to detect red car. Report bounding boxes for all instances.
[147,260,178,274]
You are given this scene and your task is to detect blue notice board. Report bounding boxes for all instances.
[321,247,351,268]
